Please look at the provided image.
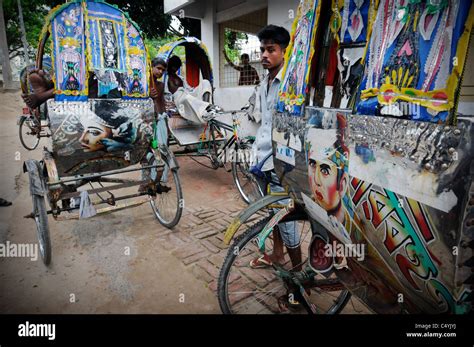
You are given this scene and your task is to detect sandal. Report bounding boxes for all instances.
[249,253,273,269]
[0,198,12,207]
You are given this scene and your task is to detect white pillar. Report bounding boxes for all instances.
[201,0,220,88]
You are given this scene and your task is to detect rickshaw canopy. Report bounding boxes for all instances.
[157,37,213,88]
[37,0,150,101]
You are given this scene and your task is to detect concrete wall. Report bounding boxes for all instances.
[214,85,254,111]
[267,0,300,31]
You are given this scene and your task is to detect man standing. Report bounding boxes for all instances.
[249,25,303,280]
[223,51,260,86]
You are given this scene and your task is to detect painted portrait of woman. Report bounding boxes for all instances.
[79,100,138,153]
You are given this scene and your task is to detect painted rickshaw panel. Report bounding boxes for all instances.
[272,0,473,313]
[38,1,154,177]
[356,0,474,124]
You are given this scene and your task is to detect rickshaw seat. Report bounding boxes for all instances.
[185,79,212,103]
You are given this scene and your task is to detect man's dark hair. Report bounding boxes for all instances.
[152,57,167,68]
[241,53,250,60]
[257,25,290,49]
[168,55,182,70]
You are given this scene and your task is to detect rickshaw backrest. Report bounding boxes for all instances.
[45,0,149,101]
[185,46,199,88]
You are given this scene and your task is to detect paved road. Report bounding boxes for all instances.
[0,90,369,314]
[0,90,246,313]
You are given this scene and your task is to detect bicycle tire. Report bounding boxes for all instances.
[19,116,40,151]
[149,150,183,228]
[231,140,263,204]
[218,215,351,314]
[33,194,51,265]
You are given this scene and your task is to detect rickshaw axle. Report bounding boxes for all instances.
[48,164,164,185]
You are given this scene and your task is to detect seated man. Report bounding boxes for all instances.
[167,55,221,124]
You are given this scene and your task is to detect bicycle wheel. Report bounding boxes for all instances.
[148,149,183,228]
[218,215,351,314]
[19,116,40,151]
[232,140,263,204]
[32,194,51,265]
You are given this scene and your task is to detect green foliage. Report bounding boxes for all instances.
[3,0,51,59]
[224,28,248,63]
[144,35,180,59]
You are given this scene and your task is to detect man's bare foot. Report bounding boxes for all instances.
[22,70,55,109]
[22,90,54,109]
[28,69,51,94]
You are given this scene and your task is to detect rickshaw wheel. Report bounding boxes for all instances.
[19,116,40,151]
[232,139,263,204]
[32,194,51,265]
[145,148,183,228]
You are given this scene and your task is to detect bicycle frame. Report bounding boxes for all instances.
[172,111,251,167]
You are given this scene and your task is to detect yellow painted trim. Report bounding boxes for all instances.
[223,219,242,245]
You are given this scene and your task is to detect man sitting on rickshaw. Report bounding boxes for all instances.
[166,55,221,124]
[22,66,125,110]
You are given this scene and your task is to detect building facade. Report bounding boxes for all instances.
[164,0,300,110]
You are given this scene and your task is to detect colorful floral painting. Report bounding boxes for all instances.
[277,0,321,116]
[357,0,474,124]
[51,2,87,101]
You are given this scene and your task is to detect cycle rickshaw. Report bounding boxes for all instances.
[23,0,183,266]
[218,0,473,314]
[157,37,262,204]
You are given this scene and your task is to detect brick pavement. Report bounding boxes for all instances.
[156,201,267,294]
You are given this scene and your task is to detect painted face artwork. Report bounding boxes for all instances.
[308,158,343,212]
[306,113,351,226]
[79,123,112,152]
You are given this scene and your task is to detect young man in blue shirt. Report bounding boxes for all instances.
[250,25,303,275]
